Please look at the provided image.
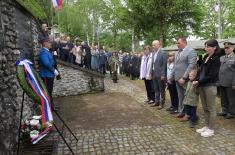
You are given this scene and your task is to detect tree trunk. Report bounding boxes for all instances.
[97,22,100,47]
[131,28,135,52]
[92,11,95,46]
[86,31,90,46]
[113,30,117,50]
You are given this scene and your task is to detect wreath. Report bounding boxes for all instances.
[16,65,49,104]
[16,59,53,144]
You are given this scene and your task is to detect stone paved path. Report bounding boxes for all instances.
[54,77,235,155]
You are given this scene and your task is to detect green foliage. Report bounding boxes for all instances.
[125,0,205,46]
[55,0,235,50]
[17,0,48,20]
[197,0,235,39]
[99,31,132,52]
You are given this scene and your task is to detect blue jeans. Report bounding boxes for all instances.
[184,105,198,123]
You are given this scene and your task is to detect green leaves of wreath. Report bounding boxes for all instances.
[16,65,49,104]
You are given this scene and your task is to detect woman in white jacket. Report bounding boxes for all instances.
[140,46,155,104]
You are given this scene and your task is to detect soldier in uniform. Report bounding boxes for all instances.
[217,42,235,119]
[109,52,119,83]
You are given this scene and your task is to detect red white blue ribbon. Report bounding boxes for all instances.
[16,59,53,124]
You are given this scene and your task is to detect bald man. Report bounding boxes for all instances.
[147,40,167,109]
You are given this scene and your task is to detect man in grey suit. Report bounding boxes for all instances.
[149,40,167,109]
[170,37,197,116]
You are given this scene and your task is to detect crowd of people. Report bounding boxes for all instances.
[38,23,235,138]
[140,37,235,138]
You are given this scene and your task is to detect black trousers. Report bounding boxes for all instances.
[143,78,155,101]
[184,105,198,123]
[220,86,235,115]
[167,81,179,110]
[99,64,106,74]
[41,77,55,108]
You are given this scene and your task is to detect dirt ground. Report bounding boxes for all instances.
[54,92,161,130]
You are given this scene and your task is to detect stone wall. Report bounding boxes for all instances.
[0,1,41,154]
[0,1,21,155]
[0,1,105,155]
[54,60,105,97]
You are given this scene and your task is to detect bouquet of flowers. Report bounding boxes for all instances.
[21,115,51,144]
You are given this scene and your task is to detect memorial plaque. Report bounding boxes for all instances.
[15,8,34,61]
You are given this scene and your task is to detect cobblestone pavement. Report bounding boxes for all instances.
[54,76,235,155]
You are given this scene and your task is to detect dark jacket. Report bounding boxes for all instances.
[219,53,235,87]
[198,53,220,86]
[98,51,107,65]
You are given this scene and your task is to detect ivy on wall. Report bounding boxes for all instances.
[16,0,48,20]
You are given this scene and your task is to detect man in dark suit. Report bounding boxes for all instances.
[149,40,167,109]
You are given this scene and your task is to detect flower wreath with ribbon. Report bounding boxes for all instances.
[16,59,53,144]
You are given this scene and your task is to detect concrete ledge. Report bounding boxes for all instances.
[56,59,105,78]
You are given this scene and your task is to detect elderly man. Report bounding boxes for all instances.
[218,42,235,119]
[147,40,167,109]
[170,37,197,117]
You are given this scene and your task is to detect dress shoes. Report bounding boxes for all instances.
[179,115,190,122]
[225,114,234,119]
[217,112,227,117]
[157,105,164,110]
[166,107,174,111]
[176,113,185,118]
[189,121,198,128]
[144,100,150,103]
[150,102,160,107]
[148,100,155,104]
[170,110,179,115]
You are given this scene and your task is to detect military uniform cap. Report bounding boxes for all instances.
[224,42,235,48]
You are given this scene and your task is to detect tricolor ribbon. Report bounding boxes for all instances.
[16,59,53,144]
[52,0,63,10]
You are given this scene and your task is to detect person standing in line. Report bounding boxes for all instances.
[193,39,221,137]
[74,42,83,67]
[180,68,199,128]
[109,52,119,83]
[39,37,59,111]
[41,23,49,38]
[98,46,107,74]
[82,41,91,69]
[166,52,179,114]
[217,42,235,119]
[118,51,124,75]
[170,37,197,117]
[91,45,99,71]
[140,46,155,104]
[147,40,167,110]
